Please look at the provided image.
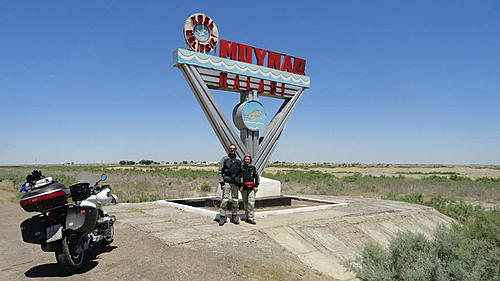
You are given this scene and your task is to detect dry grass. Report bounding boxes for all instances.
[0,181,16,202]
[1,164,499,204]
[0,166,217,203]
[264,165,500,179]
[274,172,500,203]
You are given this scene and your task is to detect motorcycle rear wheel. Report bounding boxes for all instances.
[103,223,114,245]
[55,233,86,274]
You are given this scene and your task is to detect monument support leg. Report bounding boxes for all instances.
[179,64,249,158]
[254,88,304,174]
[239,91,260,159]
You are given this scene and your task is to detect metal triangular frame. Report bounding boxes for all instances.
[254,87,304,174]
[179,64,304,174]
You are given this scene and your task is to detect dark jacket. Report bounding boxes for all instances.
[218,154,242,185]
[241,164,260,190]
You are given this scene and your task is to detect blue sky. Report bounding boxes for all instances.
[1,1,499,165]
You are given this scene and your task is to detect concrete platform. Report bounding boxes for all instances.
[105,195,455,281]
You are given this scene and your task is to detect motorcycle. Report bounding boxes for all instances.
[19,170,118,273]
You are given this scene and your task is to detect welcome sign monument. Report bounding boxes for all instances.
[173,13,310,198]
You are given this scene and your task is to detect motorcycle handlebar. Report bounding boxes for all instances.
[91,184,111,194]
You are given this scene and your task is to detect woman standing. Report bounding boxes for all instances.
[239,155,260,224]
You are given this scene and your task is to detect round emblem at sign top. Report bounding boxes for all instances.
[184,13,219,53]
[233,101,267,132]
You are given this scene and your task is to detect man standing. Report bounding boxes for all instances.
[217,144,242,226]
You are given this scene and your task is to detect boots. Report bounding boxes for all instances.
[245,218,256,225]
[230,215,240,224]
[219,216,226,226]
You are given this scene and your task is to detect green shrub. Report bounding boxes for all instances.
[459,208,500,246]
[0,173,26,186]
[350,226,500,281]
[200,183,211,192]
[382,193,485,222]
[358,195,500,280]
[476,177,500,183]
[266,169,500,201]
[343,173,362,183]
[349,243,393,281]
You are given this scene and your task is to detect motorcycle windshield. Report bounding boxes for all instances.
[75,172,95,185]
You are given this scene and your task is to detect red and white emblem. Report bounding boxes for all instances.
[184,13,219,53]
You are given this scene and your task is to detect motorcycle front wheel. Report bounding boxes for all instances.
[55,232,86,274]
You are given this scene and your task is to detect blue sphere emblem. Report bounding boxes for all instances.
[242,101,266,131]
[194,24,210,42]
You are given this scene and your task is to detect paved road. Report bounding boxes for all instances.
[0,202,243,281]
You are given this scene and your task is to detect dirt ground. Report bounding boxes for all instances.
[0,203,242,281]
[0,182,332,281]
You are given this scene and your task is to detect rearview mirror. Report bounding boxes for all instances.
[100,174,108,182]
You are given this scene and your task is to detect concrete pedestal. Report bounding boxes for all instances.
[215,176,281,199]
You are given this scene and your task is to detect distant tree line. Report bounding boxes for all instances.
[119,160,204,165]
[119,160,160,165]
[138,160,159,165]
